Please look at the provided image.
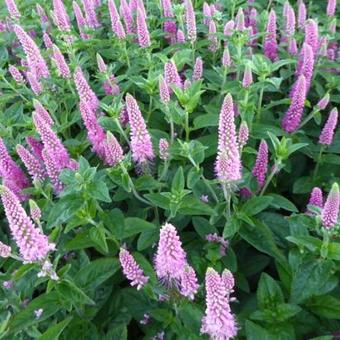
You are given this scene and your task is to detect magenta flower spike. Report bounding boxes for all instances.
[252,140,268,188]
[129,0,138,13]
[0,241,11,258]
[96,53,107,73]
[249,8,258,45]
[317,93,330,111]
[9,65,24,84]
[43,32,53,49]
[164,60,182,90]
[296,43,314,91]
[36,4,49,25]
[238,121,249,149]
[13,25,49,79]
[105,131,124,166]
[288,38,298,55]
[235,8,245,31]
[161,0,173,18]
[307,187,323,213]
[208,20,218,53]
[79,100,106,159]
[180,265,199,300]
[41,149,64,194]
[297,1,306,28]
[215,94,242,182]
[154,223,187,282]
[192,57,203,81]
[120,0,134,34]
[5,0,21,19]
[203,2,211,26]
[29,200,42,221]
[0,138,29,201]
[74,66,99,111]
[319,108,338,146]
[304,19,319,56]
[185,0,196,43]
[125,94,154,164]
[161,0,176,42]
[224,20,235,37]
[137,0,146,18]
[72,1,89,40]
[16,145,46,182]
[176,29,185,43]
[321,183,340,228]
[327,0,337,16]
[159,138,169,161]
[285,4,296,38]
[108,0,126,39]
[26,137,44,162]
[82,0,100,28]
[0,185,55,262]
[264,10,278,61]
[33,112,71,169]
[119,248,149,290]
[242,64,253,88]
[52,44,70,79]
[281,75,307,133]
[27,72,42,96]
[52,0,71,32]
[201,268,238,339]
[159,75,170,104]
[221,269,235,295]
[136,7,150,48]
[33,100,54,127]
[222,47,231,67]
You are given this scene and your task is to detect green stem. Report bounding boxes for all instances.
[115,118,130,146]
[259,161,280,196]
[222,183,231,218]
[221,66,227,93]
[185,111,190,142]
[1,76,29,102]
[201,175,219,203]
[313,146,324,180]
[123,41,130,68]
[299,108,319,129]
[257,86,264,122]
[147,96,153,122]
[159,159,170,182]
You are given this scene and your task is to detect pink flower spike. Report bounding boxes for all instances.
[298,1,306,29]
[307,187,323,213]
[125,93,155,164]
[317,93,330,111]
[288,38,298,55]
[242,64,253,88]
[119,248,149,290]
[43,32,53,49]
[321,183,340,228]
[27,72,42,95]
[176,29,185,43]
[97,53,107,73]
[0,185,55,262]
[304,20,319,56]
[9,65,24,84]
[327,0,337,16]
[52,44,71,79]
[284,4,296,38]
[136,7,151,48]
[215,94,242,182]
[108,0,126,40]
[0,241,11,258]
[41,149,64,194]
[224,20,234,37]
[264,10,278,61]
[120,0,134,34]
[72,1,89,40]
[159,75,170,104]
[26,137,44,162]
[180,265,199,300]
[74,66,99,111]
[203,2,211,26]
[192,57,203,81]
[16,145,46,182]
[201,268,238,339]
[222,47,231,67]
[235,8,245,31]
[33,100,53,127]
[52,0,71,32]
[281,75,306,133]
[29,199,42,221]
[221,269,235,294]
[208,20,218,53]
[159,138,169,160]
[105,131,124,166]
[185,0,196,43]
[296,43,314,91]
[252,140,268,188]
[154,223,187,282]
[319,108,338,146]
[36,4,49,25]
[5,0,21,19]
[164,60,182,90]
[238,121,249,149]
[82,0,100,28]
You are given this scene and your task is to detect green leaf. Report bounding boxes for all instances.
[124,217,156,238]
[65,229,95,251]
[286,235,322,252]
[192,217,217,239]
[328,242,340,260]
[172,167,185,193]
[193,113,218,129]
[75,258,119,290]
[245,320,274,340]
[257,273,284,309]
[8,293,62,335]
[90,225,109,253]
[242,196,273,216]
[144,193,170,209]
[268,194,298,212]
[137,228,159,251]
[39,317,73,340]
[179,196,215,216]
[87,181,111,202]
[307,295,340,319]
[56,280,95,306]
